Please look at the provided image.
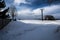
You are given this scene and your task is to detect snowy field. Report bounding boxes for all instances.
[18,20,60,25]
[0,20,60,40]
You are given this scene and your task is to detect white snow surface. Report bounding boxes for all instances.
[0,20,60,40]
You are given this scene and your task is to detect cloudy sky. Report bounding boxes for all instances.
[4,0,60,19]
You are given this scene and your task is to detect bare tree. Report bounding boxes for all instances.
[9,5,17,21]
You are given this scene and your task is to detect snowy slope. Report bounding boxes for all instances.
[0,20,60,40]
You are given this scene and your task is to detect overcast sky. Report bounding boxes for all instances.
[4,0,60,19]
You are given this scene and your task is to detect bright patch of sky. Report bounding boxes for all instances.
[14,0,31,5]
[17,8,32,15]
[17,5,60,15]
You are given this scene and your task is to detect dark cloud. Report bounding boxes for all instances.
[25,0,60,8]
[19,0,60,9]
[5,0,60,9]
[26,0,60,5]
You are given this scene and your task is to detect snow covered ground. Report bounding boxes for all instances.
[19,20,60,25]
[0,20,60,40]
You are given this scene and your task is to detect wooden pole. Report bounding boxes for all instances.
[41,9,43,21]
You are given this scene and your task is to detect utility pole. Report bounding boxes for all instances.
[41,9,43,21]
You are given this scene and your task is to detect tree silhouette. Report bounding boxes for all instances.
[44,15,55,20]
[0,0,6,8]
[0,0,9,29]
[0,0,9,19]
